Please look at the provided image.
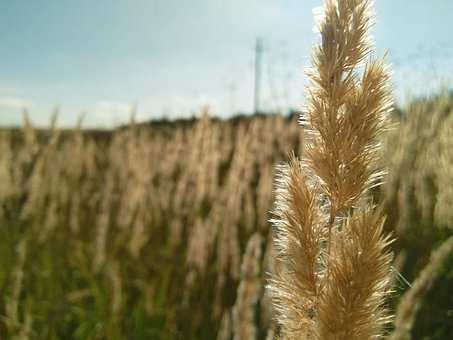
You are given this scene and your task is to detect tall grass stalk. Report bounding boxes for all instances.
[268,0,394,338]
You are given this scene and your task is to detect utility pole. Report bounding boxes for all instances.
[228,79,237,115]
[254,38,263,114]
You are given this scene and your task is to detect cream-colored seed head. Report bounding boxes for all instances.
[268,1,395,338]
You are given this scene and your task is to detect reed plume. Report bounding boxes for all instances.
[268,0,394,338]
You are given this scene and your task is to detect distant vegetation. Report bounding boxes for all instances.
[0,89,451,338]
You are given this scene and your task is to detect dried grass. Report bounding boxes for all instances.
[268,1,395,338]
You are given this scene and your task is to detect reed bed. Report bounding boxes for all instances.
[0,113,302,339]
[0,93,451,339]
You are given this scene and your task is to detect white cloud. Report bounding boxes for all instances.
[158,94,220,118]
[94,101,134,114]
[87,101,135,127]
[0,96,33,110]
[0,87,23,97]
[84,101,155,128]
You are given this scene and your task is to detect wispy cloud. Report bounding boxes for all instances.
[155,94,220,118]
[94,101,134,115]
[86,101,134,127]
[84,100,158,128]
[0,96,33,110]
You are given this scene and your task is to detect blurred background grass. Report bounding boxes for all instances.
[0,92,452,339]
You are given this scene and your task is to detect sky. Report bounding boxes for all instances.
[1,0,453,128]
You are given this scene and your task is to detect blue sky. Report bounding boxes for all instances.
[1,0,452,127]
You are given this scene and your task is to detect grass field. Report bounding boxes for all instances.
[1,0,453,338]
[0,92,452,339]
